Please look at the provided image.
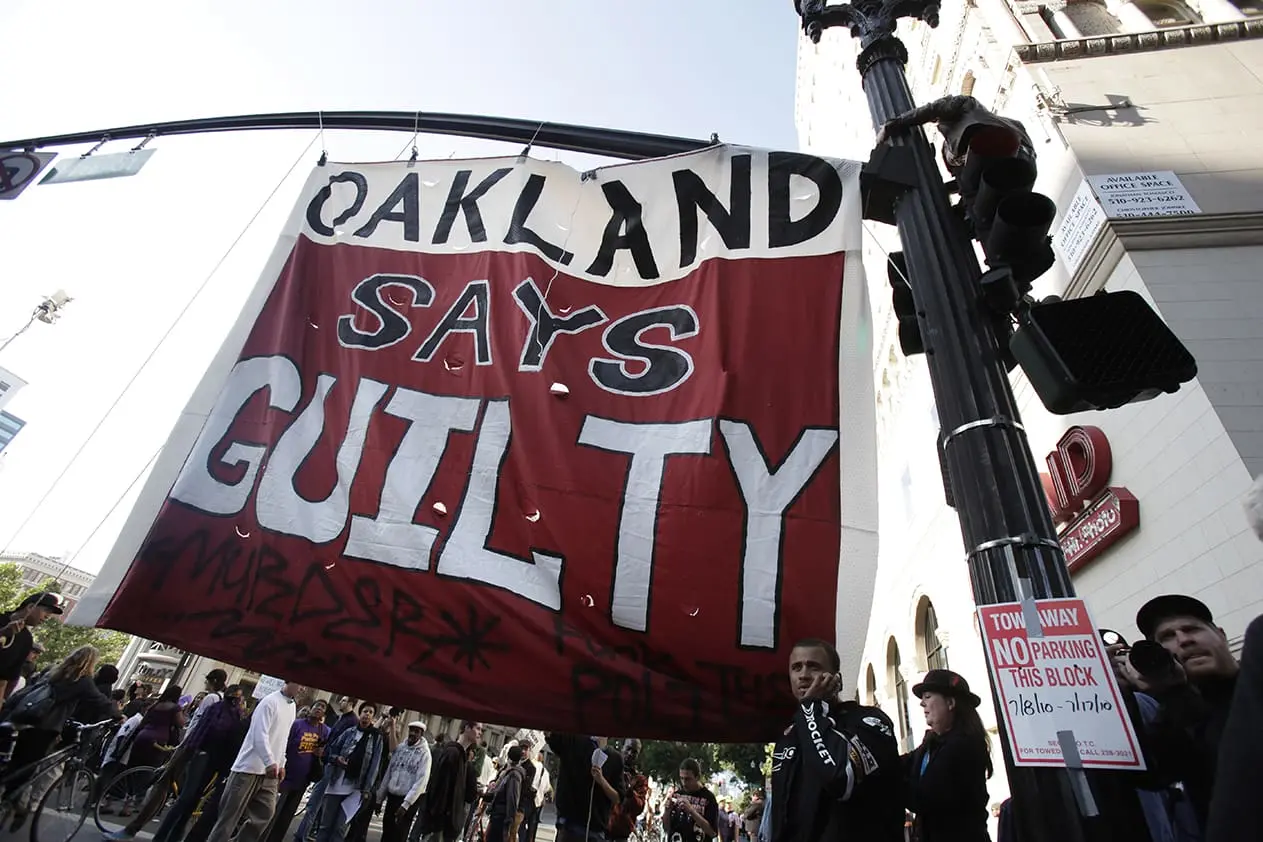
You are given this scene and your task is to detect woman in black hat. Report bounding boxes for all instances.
[902,669,993,842]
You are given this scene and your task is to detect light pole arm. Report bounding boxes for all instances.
[0,111,714,162]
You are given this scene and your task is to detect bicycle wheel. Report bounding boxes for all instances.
[31,767,94,842]
[94,765,160,835]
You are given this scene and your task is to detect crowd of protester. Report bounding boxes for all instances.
[0,479,1257,842]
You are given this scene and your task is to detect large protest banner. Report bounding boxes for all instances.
[72,146,876,740]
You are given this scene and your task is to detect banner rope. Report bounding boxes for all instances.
[862,220,911,287]
[51,445,163,583]
[0,131,321,558]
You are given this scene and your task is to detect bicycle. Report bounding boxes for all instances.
[94,760,220,836]
[462,798,488,842]
[0,718,115,842]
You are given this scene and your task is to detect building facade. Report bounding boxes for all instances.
[0,550,95,611]
[0,366,27,417]
[0,411,26,455]
[796,0,1263,816]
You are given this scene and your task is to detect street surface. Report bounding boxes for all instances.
[0,799,559,842]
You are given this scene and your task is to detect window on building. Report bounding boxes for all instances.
[1136,0,1198,25]
[917,597,949,671]
[961,71,976,97]
[865,664,878,706]
[1065,1,1124,35]
[886,638,913,752]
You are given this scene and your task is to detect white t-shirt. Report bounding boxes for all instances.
[534,766,551,808]
[230,690,296,775]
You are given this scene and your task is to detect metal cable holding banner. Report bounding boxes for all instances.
[51,446,163,587]
[862,220,910,285]
[521,121,547,158]
[317,111,328,166]
[0,131,321,558]
[389,113,424,162]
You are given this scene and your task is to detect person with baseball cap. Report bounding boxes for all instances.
[377,721,432,842]
[903,670,992,842]
[1121,594,1240,832]
[0,592,61,699]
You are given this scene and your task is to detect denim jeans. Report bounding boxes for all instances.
[294,773,332,841]
[315,792,358,842]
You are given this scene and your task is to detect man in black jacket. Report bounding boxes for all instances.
[1124,594,1240,830]
[487,745,527,842]
[546,733,624,842]
[420,721,481,842]
[770,638,903,842]
[1207,611,1262,841]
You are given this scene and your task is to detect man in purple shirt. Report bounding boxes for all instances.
[265,700,330,842]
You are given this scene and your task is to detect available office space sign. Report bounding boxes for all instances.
[1040,425,1140,572]
[74,146,878,741]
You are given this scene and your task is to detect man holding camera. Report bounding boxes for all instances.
[1109,594,1239,831]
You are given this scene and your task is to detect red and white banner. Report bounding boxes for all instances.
[74,146,876,741]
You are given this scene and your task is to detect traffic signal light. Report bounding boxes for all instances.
[888,250,924,355]
[1011,291,1198,414]
[958,128,1056,291]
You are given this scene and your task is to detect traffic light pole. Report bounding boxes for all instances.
[795,3,1133,841]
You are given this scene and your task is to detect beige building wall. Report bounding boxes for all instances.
[1029,37,1263,479]
[796,6,1263,824]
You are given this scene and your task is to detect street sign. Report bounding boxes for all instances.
[0,151,56,200]
[1086,171,1201,219]
[1051,179,1106,275]
[979,597,1145,769]
[40,148,155,185]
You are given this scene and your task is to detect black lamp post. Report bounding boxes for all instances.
[792,2,1140,840]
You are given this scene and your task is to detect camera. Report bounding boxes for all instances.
[1128,639,1181,681]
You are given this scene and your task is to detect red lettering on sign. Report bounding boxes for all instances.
[1044,426,1112,523]
[1061,488,1140,573]
[1037,427,1140,572]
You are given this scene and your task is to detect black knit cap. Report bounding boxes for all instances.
[911,669,982,708]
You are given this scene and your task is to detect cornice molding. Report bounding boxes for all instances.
[1015,18,1263,63]
[1065,211,1263,296]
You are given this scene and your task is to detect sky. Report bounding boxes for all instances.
[0,0,805,575]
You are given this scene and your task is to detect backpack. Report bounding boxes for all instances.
[519,760,538,812]
[608,771,649,839]
[9,681,59,728]
[186,698,241,751]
